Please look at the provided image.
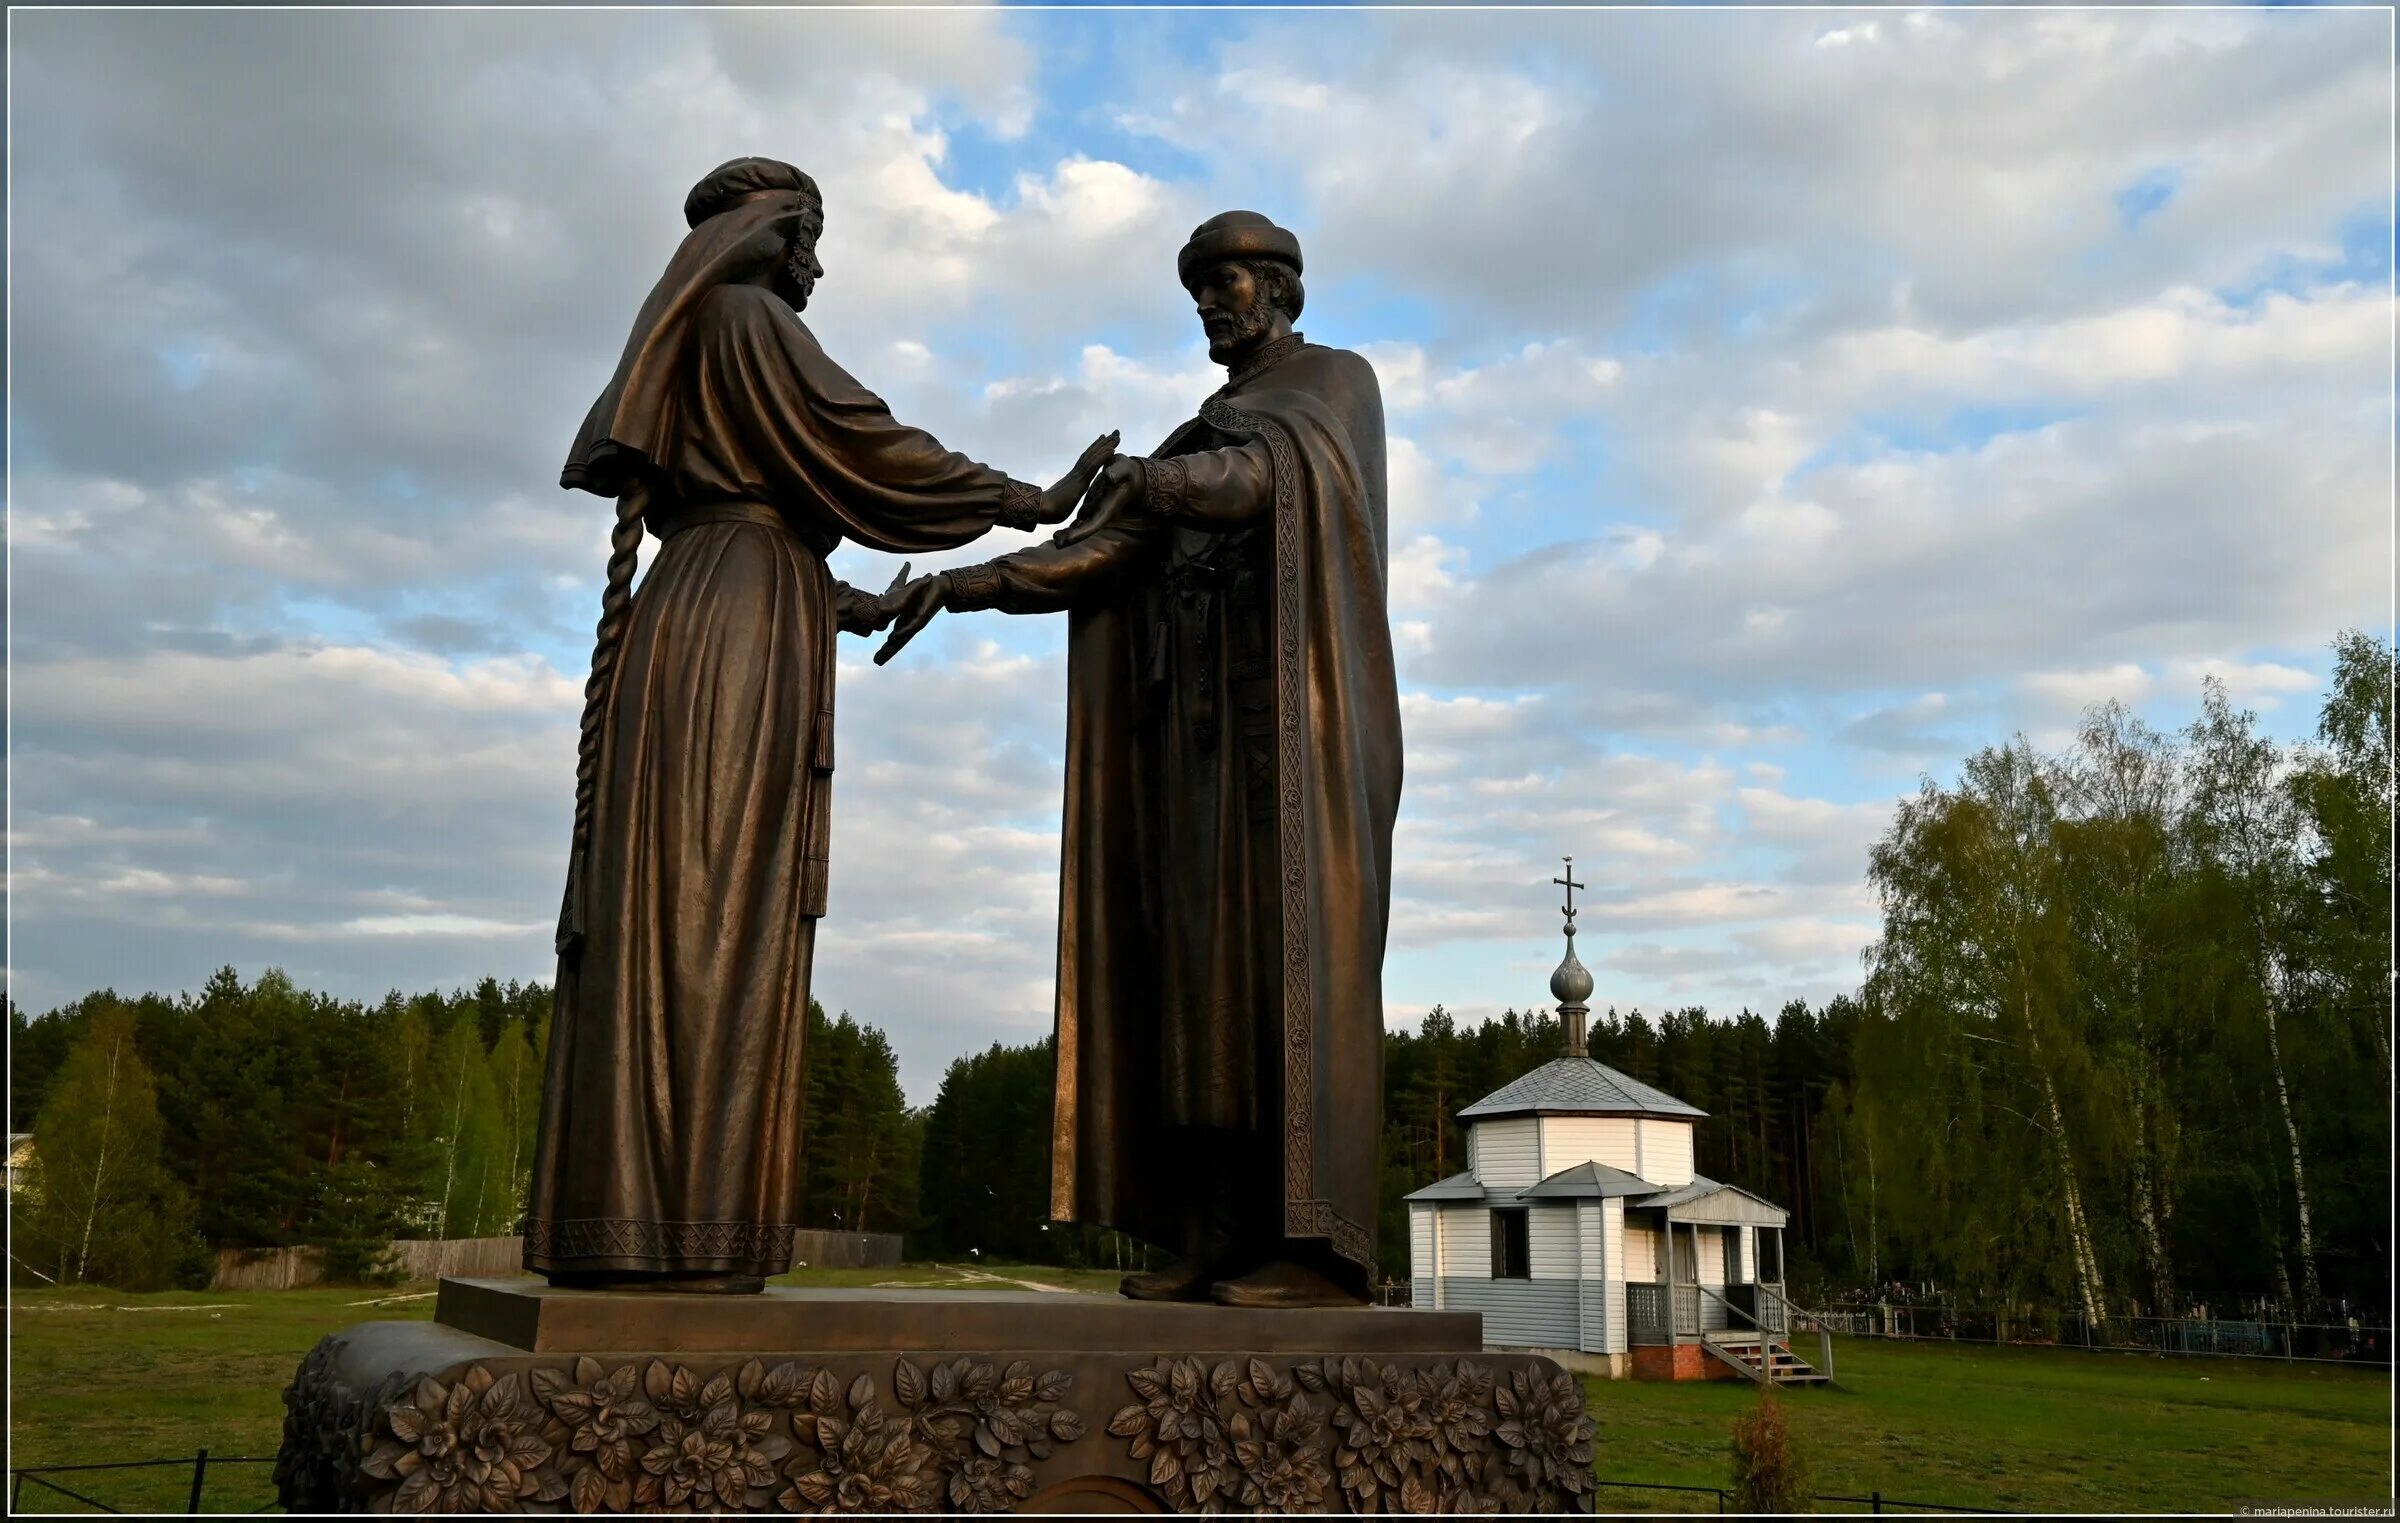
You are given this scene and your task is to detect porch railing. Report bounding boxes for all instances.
[1627,1281,1669,1344]
[1672,1282,1701,1337]
[1627,1280,1717,1343]
[1634,1279,1809,1347]
[1725,1281,1792,1336]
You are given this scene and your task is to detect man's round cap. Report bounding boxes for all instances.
[1178,211,1302,285]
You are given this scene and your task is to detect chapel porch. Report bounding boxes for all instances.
[1622,1206,1829,1384]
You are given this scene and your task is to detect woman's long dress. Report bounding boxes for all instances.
[523,281,1038,1279]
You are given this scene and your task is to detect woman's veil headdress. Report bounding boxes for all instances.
[560,157,823,498]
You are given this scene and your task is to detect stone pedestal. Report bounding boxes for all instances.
[277,1278,1598,1513]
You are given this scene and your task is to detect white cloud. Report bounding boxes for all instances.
[5,5,2386,1101]
[2019,663,2158,714]
[2163,656,2321,703]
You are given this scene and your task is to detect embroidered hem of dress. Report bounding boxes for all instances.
[522,1217,798,1273]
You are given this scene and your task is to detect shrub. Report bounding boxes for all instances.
[1730,1389,1812,1513]
[316,1156,406,1286]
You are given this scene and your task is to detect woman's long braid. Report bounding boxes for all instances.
[559,487,648,955]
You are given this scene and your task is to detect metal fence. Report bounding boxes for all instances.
[788,1227,905,1270]
[9,1452,276,1515]
[7,1453,2010,1516]
[1592,1477,2005,1513]
[1791,1304,2392,1367]
[207,1228,903,1292]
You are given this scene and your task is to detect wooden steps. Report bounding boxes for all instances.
[1702,1332,1831,1385]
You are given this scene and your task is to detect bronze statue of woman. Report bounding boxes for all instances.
[524,157,1114,1292]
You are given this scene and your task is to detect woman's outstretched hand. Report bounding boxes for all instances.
[1039,430,1122,524]
[835,563,914,636]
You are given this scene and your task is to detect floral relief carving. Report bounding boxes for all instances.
[358,1366,568,1513]
[893,1356,1089,1512]
[314,1352,1090,1514]
[1109,1355,1595,1515]
[1310,1356,1505,1512]
[282,1335,1590,1515]
[1224,1360,1337,1513]
[529,1358,660,1513]
[1320,1357,1447,1512]
[277,1336,369,1511]
[627,1361,783,1512]
[779,1366,932,1512]
[1485,1365,1596,1513]
[1106,1356,1332,1513]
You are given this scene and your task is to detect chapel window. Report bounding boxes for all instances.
[1490,1208,1531,1280]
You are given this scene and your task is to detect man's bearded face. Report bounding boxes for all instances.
[1191,261,1280,365]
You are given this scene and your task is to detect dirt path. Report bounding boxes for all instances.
[930,1263,1081,1294]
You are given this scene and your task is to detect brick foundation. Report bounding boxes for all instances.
[1629,1343,1742,1382]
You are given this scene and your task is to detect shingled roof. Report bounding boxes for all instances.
[1401,1170,1488,1202]
[1404,1160,1666,1204]
[1455,1056,1707,1121]
[1629,1173,1790,1225]
[1517,1161,1663,1199]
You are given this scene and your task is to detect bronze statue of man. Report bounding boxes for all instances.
[526,157,1115,1293]
[878,212,1399,1307]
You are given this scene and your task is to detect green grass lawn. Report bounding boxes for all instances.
[1584,1337,2392,1514]
[8,1276,2389,1514]
[5,1262,1113,1513]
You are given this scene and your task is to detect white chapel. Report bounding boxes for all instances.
[1404,861,1826,1383]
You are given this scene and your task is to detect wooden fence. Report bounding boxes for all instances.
[788,1228,904,1270]
[211,1229,902,1290]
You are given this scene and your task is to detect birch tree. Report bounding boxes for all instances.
[488,1021,541,1225]
[22,1005,193,1288]
[1864,742,2109,1325]
[2057,702,2185,1315]
[420,1014,505,1240]
[2186,682,2322,1308]
[2289,631,2394,1079]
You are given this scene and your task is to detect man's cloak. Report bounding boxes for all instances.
[1049,342,1399,1284]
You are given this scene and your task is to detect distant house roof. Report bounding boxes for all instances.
[1405,1160,1666,1205]
[1629,1173,1789,1226]
[1403,1170,1488,1203]
[1456,1057,1707,1121]
[1517,1160,1662,1199]
[1630,1175,1725,1210]
[1407,1161,1793,1225]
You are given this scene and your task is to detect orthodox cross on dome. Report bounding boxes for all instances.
[1555,858,1584,923]
[1548,855,1593,1058]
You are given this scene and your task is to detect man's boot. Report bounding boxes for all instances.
[1211,1243,1368,1309]
[1122,1147,1267,1301]
[1121,1199,1233,1302]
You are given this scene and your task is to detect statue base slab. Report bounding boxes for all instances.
[276,1278,1599,1513]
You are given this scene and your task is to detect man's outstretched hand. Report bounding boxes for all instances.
[1039,431,1122,524]
[1054,455,1144,546]
[835,563,914,636]
[873,572,949,666]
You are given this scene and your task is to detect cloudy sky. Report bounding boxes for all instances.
[8,5,2391,1102]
